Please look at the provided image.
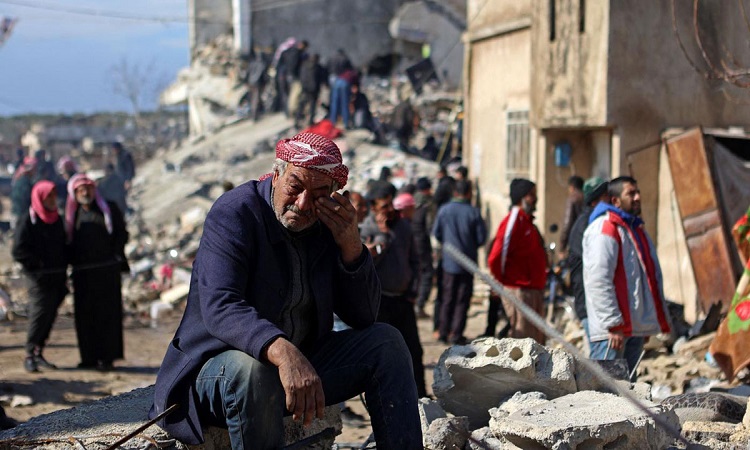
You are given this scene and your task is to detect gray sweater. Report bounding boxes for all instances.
[360,215,418,297]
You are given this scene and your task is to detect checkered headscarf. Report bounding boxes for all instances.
[274,132,348,188]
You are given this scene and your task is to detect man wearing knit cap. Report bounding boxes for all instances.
[487,178,547,344]
[151,132,422,449]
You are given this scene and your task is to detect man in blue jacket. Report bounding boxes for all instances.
[150,133,421,449]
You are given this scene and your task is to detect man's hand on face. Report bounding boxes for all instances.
[315,192,362,265]
[264,338,325,426]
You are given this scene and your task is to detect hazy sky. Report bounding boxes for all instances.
[0,0,189,116]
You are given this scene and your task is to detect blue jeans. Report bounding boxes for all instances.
[194,323,422,449]
[328,78,351,126]
[589,335,645,376]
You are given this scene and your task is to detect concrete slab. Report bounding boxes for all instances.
[490,391,679,450]
[432,337,577,428]
[423,416,469,450]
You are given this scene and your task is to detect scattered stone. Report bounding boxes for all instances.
[497,391,549,416]
[433,337,577,428]
[490,391,679,450]
[417,397,447,433]
[465,427,505,450]
[743,397,750,429]
[160,283,191,305]
[423,416,469,450]
[682,420,739,444]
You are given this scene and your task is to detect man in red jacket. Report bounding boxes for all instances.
[487,179,547,344]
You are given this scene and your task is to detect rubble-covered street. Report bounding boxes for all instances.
[0,110,746,449]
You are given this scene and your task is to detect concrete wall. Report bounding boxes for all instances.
[531,0,609,128]
[190,0,233,55]
[250,0,409,68]
[607,1,750,165]
[464,26,532,235]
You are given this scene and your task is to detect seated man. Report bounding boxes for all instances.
[150,132,421,449]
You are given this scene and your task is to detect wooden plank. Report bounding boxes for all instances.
[665,128,716,218]
[687,227,738,312]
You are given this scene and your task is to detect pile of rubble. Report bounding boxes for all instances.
[425,337,750,449]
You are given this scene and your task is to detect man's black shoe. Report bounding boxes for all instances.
[34,355,58,370]
[24,356,38,373]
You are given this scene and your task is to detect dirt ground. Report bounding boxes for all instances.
[0,247,495,447]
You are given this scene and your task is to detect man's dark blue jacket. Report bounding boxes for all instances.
[149,178,381,444]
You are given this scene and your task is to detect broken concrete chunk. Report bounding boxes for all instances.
[417,397,447,433]
[432,337,576,428]
[466,426,505,450]
[423,416,469,450]
[490,391,679,450]
[159,283,191,305]
[682,420,739,445]
[498,391,549,416]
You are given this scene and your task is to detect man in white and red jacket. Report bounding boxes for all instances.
[488,179,547,344]
[583,176,670,374]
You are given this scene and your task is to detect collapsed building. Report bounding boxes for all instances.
[160,0,466,136]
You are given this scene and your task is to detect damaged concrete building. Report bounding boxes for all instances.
[463,0,750,323]
[161,0,466,136]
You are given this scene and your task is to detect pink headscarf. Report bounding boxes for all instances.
[65,173,112,243]
[266,132,349,188]
[393,193,416,211]
[29,180,59,225]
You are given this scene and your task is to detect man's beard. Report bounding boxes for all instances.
[272,187,315,232]
[77,196,93,206]
[522,199,535,215]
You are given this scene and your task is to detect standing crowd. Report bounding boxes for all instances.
[10,143,134,373]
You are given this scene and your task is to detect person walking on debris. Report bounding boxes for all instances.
[566,177,609,346]
[111,142,135,191]
[150,133,422,449]
[560,175,584,255]
[412,177,435,319]
[66,174,129,371]
[12,181,68,373]
[242,49,271,122]
[360,181,427,399]
[432,180,487,345]
[329,67,358,128]
[583,176,670,374]
[278,40,309,117]
[391,96,418,152]
[296,53,326,128]
[488,179,547,344]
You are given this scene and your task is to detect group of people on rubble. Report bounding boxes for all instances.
[489,174,670,376]
[239,39,422,149]
[10,142,135,373]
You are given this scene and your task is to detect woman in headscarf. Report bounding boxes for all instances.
[711,206,750,381]
[66,174,129,371]
[11,180,68,372]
